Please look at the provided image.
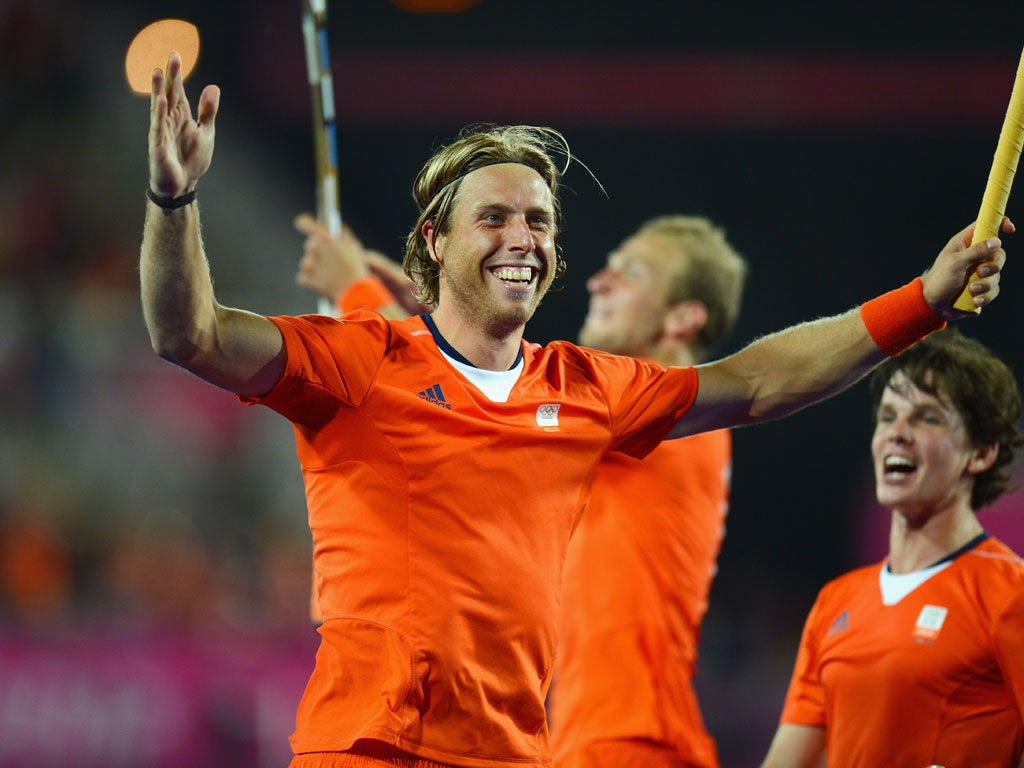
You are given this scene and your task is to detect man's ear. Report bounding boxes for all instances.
[967,442,1000,476]
[662,300,708,342]
[422,220,442,264]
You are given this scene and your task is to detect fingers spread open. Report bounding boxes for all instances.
[198,85,220,133]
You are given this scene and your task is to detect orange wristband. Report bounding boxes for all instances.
[860,277,946,357]
[337,275,397,315]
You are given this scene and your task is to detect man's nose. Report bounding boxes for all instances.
[587,268,612,294]
[886,417,912,441]
[507,217,534,251]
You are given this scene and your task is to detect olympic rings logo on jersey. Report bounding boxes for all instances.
[536,403,561,430]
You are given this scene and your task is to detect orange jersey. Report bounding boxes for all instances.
[550,430,730,768]
[240,312,699,768]
[780,536,1024,768]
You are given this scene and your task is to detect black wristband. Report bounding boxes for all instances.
[147,187,197,209]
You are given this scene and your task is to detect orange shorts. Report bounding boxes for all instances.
[289,742,457,768]
[558,738,700,768]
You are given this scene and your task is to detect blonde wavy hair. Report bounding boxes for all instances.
[638,215,748,360]
[402,125,571,306]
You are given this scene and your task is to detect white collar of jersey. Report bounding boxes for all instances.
[878,560,953,606]
[439,349,524,403]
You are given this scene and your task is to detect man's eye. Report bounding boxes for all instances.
[623,265,645,280]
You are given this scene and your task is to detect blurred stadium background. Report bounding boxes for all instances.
[3,0,1024,764]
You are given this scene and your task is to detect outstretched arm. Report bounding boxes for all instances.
[677,221,1010,437]
[140,52,284,396]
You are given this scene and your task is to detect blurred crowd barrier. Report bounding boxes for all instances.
[0,626,315,767]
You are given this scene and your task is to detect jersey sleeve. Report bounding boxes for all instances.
[237,311,389,426]
[991,584,1024,726]
[779,590,829,727]
[582,350,698,459]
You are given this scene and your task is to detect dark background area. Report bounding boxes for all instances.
[3,1,1024,765]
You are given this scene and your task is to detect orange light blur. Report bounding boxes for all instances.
[124,19,200,95]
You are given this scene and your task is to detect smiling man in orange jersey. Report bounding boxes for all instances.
[760,329,1024,768]
[295,213,747,768]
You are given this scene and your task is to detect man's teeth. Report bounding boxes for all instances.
[493,267,532,283]
[884,455,916,472]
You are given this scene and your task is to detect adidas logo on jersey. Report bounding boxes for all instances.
[418,383,452,410]
[827,610,849,634]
